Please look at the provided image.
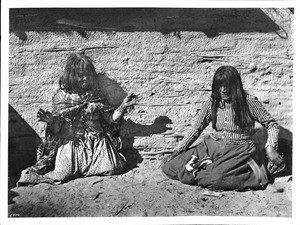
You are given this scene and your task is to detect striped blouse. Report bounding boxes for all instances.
[175,94,279,152]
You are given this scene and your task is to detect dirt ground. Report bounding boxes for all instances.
[8,157,292,218]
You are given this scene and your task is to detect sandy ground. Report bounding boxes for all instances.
[8,158,292,218]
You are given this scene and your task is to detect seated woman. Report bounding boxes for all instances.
[162,66,285,191]
[18,53,136,185]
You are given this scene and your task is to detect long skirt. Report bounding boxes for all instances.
[45,131,126,182]
[162,136,269,191]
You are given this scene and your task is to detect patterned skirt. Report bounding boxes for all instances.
[45,131,126,182]
[162,136,269,191]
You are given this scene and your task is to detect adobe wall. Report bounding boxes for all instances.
[9,8,293,165]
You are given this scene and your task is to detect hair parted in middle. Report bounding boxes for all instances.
[211,65,254,132]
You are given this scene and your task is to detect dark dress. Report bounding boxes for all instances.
[162,95,278,191]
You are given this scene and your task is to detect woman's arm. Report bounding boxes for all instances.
[112,94,137,122]
[247,95,279,150]
[171,98,212,156]
[247,95,284,171]
[88,94,137,125]
[112,102,127,122]
[37,108,65,134]
[51,90,86,116]
[43,89,83,135]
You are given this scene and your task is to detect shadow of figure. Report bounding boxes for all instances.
[96,72,127,107]
[95,72,173,173]
[120,116,173,173]
[252,125,293,178]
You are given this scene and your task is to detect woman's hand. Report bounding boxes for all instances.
[210,130,222,141]
[112,93,140,121]
[37,109,54,124]
[266,146,285,174]
[122,93,139,108]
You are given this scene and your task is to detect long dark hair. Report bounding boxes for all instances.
[211,66,254,132]
[59,53,98,94]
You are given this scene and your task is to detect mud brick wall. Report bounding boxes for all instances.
[9,8,293,166]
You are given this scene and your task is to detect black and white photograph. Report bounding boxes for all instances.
[1,1,298,225]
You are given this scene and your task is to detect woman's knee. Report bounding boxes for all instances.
[162,160,172,175]
[161,160,180,180]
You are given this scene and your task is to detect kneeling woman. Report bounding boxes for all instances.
[162,66,285,191]
[18,53,136,185]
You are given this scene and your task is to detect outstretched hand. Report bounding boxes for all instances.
[37,108,53,124]
[122,93,141,107]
